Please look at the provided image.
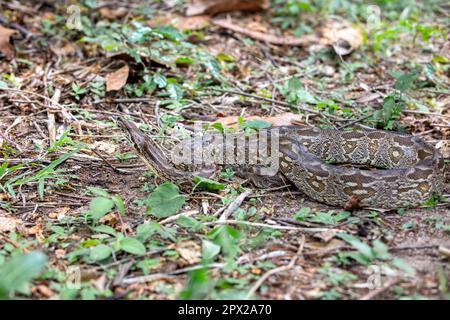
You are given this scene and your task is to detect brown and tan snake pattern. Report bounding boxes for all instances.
[119,118,445,209]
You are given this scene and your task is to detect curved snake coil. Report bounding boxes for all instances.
[119,118,445,209]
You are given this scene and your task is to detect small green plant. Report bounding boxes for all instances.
[84,187,125,223]
[0,251,48,299]
[71,82,87,100]
[1,131,83,200]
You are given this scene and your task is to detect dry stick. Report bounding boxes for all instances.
[47,89,60,144]
[402,109,450,119]
[89,148,128,174]
[218,190,253,222]
[204,220,334,233]
[159,210,199,225]
[212,19,316,46]
[209,88,344,121]
[359,278,400,300]
[244,235,306,299]
[123,250,291,285]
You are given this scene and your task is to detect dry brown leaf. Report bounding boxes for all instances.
[35,285,54,298]
[28,223,45,243]
[0,216,22,232]
[106,65,129,92]
[0,25,18,60]
[305,238,346,251]
[321,19,363,55]
[186,0,268,16]
[176,15,211,31]
[149,14,211,31]
[212,19,315,46]
[48,207,70,220]
[176,241,201,264]
[51,43,77,56]
[313,229,337,243]
[99,7,128,20]
[212,18,362,54]
[98,212,118,226]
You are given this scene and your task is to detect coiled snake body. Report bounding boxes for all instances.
[119,118,445,209]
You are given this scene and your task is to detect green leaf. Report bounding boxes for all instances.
[0,251,48,298]
[89,244,111,262]
[89,197,114,221]
[202,240,221,262]
[136,222,160,241]
[243,119,272,130]
[167,82,183,101]
[176,215,205,232]
[372,239,391,260]
[394,70,419,92]
[87,187,110,198]
[120,237,146,255]
[176,57,195,65]
[337,233,374,260]
[91,225,117,236]
[112,195,126,215]
[146,182,186,218]
[153,72,167,88]
[392,258,415,275]
[0,80,8,89]
[294,207,311,221]
[193,176,225,191]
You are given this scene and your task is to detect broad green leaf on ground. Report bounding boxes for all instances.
[89,197,115,221]
[202,240,221,262]
[112,195,126,215]
[120,237,146,255]
[176,215,206,232]
[146,182,186,218]
[242,119,272,130]
[193,176,225,191]
[337,233,373,259]
[0,251,48,298]
[89,244,111,262]
[394,70,419,92]
[91,225,117,236]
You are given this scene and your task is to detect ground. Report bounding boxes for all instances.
[0,0,449,300]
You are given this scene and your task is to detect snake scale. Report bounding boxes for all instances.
[118,118,445,209]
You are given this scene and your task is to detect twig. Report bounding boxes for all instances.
[212,19,316,46]
[89,148,128,174]
[359,278,400,300]
[204,220,335,233]
[244,235,305,299]
[159,210,199,225]
[389,244,439,252]
[47,89,60,144]
[122,249,292,285]
[218,190,252,222]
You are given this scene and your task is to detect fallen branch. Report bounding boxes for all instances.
[212,19,316,46]
[204,219,335,233]
[218,189,252,222]
[359,278,400,300]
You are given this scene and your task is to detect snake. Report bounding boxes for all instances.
[118,118,445,209]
